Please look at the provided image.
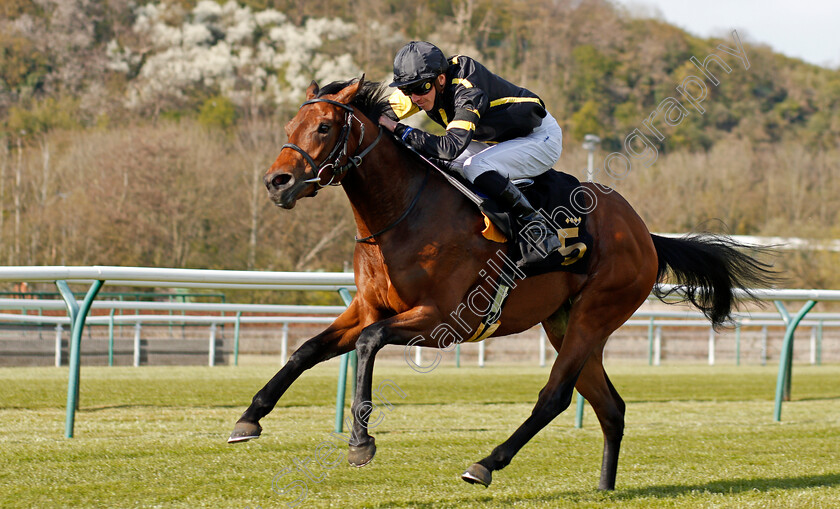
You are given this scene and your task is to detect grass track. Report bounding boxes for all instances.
[1,363,838,508]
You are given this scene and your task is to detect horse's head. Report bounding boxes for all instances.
[264,79,364,209]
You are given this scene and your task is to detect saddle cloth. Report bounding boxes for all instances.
[474,170,593,277]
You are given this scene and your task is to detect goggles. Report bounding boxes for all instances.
[398,79,435,96]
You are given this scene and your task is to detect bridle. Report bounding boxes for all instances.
[279,96,428,244]
[280,98,383,188]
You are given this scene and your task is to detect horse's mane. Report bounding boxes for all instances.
[316,78,394,126]
[316,78,434,169]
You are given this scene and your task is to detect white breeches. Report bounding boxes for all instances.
[449,112,563,183]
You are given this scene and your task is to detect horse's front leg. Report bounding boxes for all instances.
[228,302,366,443]
[346,305,441,467]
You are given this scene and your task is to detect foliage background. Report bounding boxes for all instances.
[1,0,839,292]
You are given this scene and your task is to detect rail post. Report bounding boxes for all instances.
[208,323,217,367]
[761,325,768,366]
[773,300,816,421]
[54,324,63,367]
[280,322,289,366]
[56,279,103,438]
[133,322,142,367]
[816,321,823,366]
[708,327,716,366]
[647,317,654,365]
[108,309,115,366]
[335,287,355,433]
[653,326,662,366]
[575,391,585,429]
[233,311,242,366]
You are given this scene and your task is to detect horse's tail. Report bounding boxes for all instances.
[650,233,777,327]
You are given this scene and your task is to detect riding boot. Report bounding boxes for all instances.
[495,180,562,267]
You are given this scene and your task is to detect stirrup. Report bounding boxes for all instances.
[511,178,534,188]
[516,220,562,267]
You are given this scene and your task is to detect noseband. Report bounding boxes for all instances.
[281,98,383,188]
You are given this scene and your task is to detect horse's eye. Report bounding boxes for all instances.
[317,123,330,134]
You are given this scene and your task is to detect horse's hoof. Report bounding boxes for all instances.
[228,421,262,443]
[461,463,492,487]
[348,437,376,467]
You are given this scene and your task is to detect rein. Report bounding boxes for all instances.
[354,166,430,243]
[281,98,383,188]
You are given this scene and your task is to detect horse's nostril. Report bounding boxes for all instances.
[269,173,292,189]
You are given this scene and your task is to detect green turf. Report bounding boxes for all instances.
[1,363,838,508]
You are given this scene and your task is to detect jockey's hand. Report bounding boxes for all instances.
[378,116,398,132]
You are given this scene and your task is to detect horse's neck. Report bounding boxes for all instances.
[341,126,432,240]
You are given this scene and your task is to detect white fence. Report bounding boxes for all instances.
[3,298,838,368]
[0,266,838,431]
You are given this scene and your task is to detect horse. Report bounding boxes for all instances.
[229,77,775,490]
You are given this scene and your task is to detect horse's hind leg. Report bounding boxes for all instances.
[539,313,626,490]
[575,353,625,490]
[228,304,364,443]
[462,282,646,488]
[462,327,587,487]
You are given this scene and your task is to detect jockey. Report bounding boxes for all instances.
[378,41,563,266]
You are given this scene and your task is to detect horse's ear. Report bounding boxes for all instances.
[306,81,319,100]
[335,75,364,104]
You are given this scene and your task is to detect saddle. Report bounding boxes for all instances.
[465,170,593,277]
[436,168,594,343]
[399,141,593,277]
[404,147,594,341]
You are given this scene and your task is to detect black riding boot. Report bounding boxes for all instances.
[496,180,563,267]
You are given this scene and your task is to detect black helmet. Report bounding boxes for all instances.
[389,41,449,88]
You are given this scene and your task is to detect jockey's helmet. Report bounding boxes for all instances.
[390,41,449,89]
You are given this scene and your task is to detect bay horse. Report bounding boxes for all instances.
[230,77,774,490]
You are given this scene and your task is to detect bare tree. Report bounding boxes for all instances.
[294,217,350,271]
[0,139,6,262]
[38,136,50,205]
[13,137,23,264]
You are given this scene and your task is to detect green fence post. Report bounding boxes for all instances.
[335,287,355,433]
[455,343,461,368]
[335,352,350,433]
[234,311,242,366]
[773,300,816,422]
[108,309,115,367]
[57,279,104,438]
[349,348,358,401]
[735,324,741,367]
[574,390,585,429]
[774,302,792,399]
[816,321,823,366]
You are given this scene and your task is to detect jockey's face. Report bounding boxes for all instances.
[409,74,445,112]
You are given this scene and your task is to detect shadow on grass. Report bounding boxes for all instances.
[793,395,840,402]
[80,404,243,412]
[612,472,840,500]
[366,473,840,508]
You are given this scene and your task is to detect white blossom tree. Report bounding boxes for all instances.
[106,1,360,113]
